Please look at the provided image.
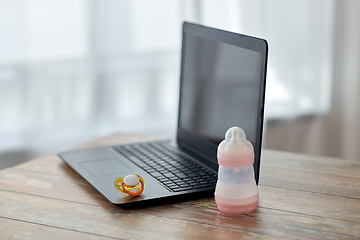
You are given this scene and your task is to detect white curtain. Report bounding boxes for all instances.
[1,0,358,161]
[265,0,360,161]
[333,0,360,160]
[0,0,186,153]
[199,0,335,119]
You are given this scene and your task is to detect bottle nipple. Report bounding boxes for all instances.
[224,127,247,153]
[217,126,254,166]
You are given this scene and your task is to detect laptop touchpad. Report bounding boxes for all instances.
[80,158,132,177]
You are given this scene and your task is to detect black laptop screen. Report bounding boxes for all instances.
[179,34,263,147]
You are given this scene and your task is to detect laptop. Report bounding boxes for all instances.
[58,22,268,207]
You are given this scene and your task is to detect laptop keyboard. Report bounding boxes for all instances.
[113,141,217,192]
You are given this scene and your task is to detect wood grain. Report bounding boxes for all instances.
[1,133,360,239]
[0,190,281,240]
[143,200,360,239]
[2,166,360,223]
[0,168,108,206]
[0,217,115,240]
[0,186,359,239]
[260,166,360,199]
[261,149,360,179]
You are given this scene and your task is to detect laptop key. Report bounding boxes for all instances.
[128,156,148,167]
[195,184,214,189]
[167,184,178,189]
[175,172,188,178]
[150,172,163,178]
[164,173,175,178]
[172,187,193,192]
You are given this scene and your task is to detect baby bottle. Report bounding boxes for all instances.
[214,126,259,215]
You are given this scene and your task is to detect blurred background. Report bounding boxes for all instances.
[0,0,359,169]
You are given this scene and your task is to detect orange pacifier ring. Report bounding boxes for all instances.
[114,174,145,196]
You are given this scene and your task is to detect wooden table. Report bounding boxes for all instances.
[0,134,359,239]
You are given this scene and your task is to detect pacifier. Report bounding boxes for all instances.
[114,174,145,196]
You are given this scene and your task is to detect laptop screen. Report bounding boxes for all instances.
[177,23,268,183]
[180,34,262,146]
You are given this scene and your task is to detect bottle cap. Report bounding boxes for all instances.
[217,126,254,167]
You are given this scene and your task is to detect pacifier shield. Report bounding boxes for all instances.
[114,174,145,196]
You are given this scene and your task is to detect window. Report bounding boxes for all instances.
[0,0,335,154]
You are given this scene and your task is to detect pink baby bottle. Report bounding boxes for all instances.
[214,126,259,215]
